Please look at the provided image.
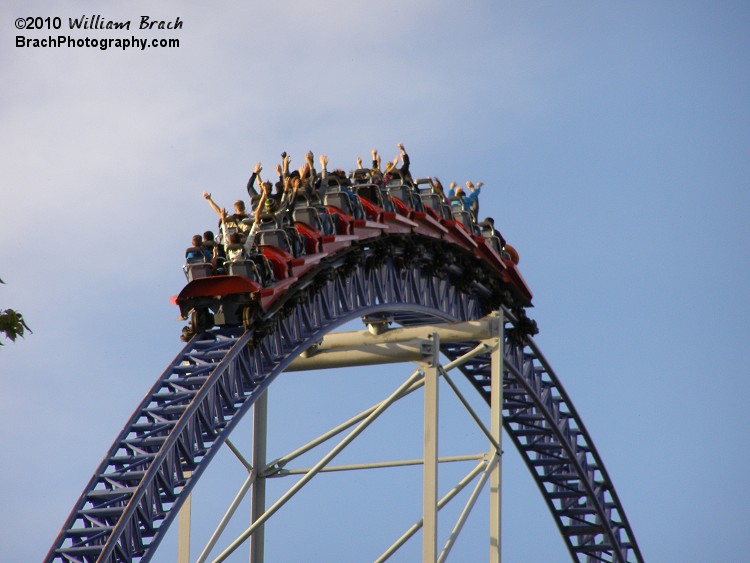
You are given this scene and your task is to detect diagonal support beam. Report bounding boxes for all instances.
[205,318,506,563]
[438,455,499,563]
[212,368,426,563]
[195,473,256,563]
[375,460,489,562]
[270,340,495,472]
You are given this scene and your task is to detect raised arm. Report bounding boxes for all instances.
[305,151,315,173]
[397,143,410,176]
[282,152,290,178]
[202,191,224,218]
[303,151,316,188]
[246,162,262,196]
[466,181,482,195]
[254,185,269,223]
[277,176,288,211]
[319,155,329,179]
[217,207,232,245]
[464,181,482,206]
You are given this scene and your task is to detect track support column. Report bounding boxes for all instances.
[178,470,192,563]
[250,389,268,563]
[422,335,440,563]
[489,312,504,563]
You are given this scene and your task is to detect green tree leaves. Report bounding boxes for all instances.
[0,278,31,346]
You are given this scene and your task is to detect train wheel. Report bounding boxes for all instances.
[191,308,212,333]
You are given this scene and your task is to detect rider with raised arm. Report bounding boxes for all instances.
[246,162,263,196]
[202,191,250,243]
[448,180,483,219]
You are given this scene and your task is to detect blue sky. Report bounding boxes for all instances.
[2,1,749,561]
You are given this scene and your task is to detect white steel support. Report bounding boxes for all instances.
[422,335,440,562]
[195,440,256,563]
[213,368,426,563]
[489,313,504,563]
[272,339,495,472]
[438,455,499,563]
[374,461,488,562]
[276,454,484,475]
[201,314,507,563]
[288,315,502,372]
[178,471,192,563]
[312,317,499,349]
[196,474,255,563]
[250,389,268,563]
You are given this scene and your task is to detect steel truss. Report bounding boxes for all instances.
[202,332,502,563]
[46,241,643,562]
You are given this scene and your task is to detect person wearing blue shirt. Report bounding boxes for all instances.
[448,181,483,219]
[186,235,212,263]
